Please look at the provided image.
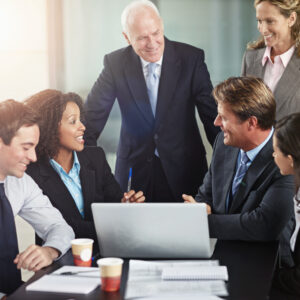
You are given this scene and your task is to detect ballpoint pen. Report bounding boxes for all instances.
[127,167,132,193]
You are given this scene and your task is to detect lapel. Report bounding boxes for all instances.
[274,52,300,112]
[229,137,273,213]
[252,48,266,78]
[38,161,82,219]
[77,151,96,220]
[124,48,155,127]
[222,146,239,211]
[154,38,181,131]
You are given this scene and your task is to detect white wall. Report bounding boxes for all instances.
[0,0,49,102]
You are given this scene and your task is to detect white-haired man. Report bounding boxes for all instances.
[84,0,219,202]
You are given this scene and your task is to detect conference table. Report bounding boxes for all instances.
[8,240,278,300]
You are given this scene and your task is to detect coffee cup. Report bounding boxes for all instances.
[71,238,94,267]
[97,257,124,292]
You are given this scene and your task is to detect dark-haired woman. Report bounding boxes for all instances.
[270,113,300,299]
[25,90,144,251]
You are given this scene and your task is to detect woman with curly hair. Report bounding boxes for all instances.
[242,0,300,120]
[270,113,300,299]
[25,90,144,251]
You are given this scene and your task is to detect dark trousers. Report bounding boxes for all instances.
[145,156,177,202]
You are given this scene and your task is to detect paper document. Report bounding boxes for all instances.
[162,266,228,281]
[125,260,228,299]
[133,295,223,300]
[26,266,100,294]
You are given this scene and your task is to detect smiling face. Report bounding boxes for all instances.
[272,135,294,175]
[123,7,164,62]
[0,125,39,180]
[58,102,85,154]
[214,102,250,149]
[256,1,296,55]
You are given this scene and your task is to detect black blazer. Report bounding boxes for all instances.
[273,221,300,298]
[26,146,123,249]
[196,132,294,263]
[84,37,219,201]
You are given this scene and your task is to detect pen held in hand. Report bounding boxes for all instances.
[127,167,132,193]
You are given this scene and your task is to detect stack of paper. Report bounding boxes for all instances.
[125,260,228,299]
[26,266,100,294]
[162,266,228,281]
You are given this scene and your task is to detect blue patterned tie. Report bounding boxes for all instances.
[146,63,159,116]
[0,183,22,294]
[231,152,250,196]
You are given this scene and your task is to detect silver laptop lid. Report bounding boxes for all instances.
[92,203,213,258]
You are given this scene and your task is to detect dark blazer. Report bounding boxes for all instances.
[26,146,123,249]
[272,217,300,298]
[241,48,300,121]
[196,133,294,261]
[84,37,219,201]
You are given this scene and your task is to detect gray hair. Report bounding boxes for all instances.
[121,0,160,36]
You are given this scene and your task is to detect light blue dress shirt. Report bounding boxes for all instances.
[50,152,84,217]
[226,127,274,211]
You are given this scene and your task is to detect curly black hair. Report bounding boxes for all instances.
[25,89,84,160]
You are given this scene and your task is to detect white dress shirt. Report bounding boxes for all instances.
[140,56,163,80]
[291,188,300,252]
[3,174,74,256]
[262,45,295,92]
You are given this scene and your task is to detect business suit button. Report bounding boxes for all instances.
[154,134,158,140]
[147,157,153,162]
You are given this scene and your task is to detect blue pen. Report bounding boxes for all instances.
[127,167,132,192]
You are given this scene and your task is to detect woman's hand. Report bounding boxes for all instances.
[121,190,145,203]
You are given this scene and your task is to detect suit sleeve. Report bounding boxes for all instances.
[207,174,294,240]
[194,133,221,207]
[193,50,220,146]
[19,174,75,256]
[273,231,300,296]
[241,51,247,76]
[98,147,123,202]
[84,54,117,146]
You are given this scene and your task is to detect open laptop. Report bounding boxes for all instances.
[91,203,216,258]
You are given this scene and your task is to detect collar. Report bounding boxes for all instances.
[140,55,163,69]
[50,151,80,174]
[244,127,274,162]
[262,46,295,67]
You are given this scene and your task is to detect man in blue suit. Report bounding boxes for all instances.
[84,0,219,202]
[183,77,294,266]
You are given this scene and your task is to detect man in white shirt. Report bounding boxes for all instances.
[0,99,74,297]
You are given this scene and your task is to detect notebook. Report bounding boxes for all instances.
[26,266,100,294]
[162,266,228,281]
[92,203,215,258]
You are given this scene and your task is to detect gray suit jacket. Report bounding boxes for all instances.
[241,48,300,121]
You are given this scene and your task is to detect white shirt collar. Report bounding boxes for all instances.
[262,45,295,67]
[140,55,163,69]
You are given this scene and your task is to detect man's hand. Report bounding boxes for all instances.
[182,194,197,203]
[14,245,60,272]
[121,190,145,203]
[182,194,212,214]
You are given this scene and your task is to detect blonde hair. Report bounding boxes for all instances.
[248,0,300,56]
[213,77,276,130]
